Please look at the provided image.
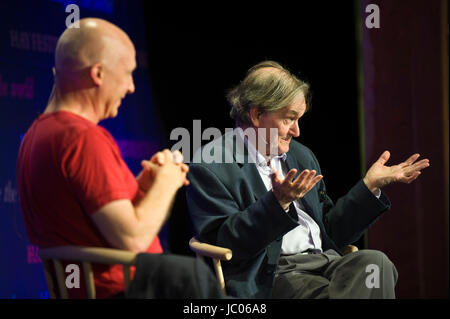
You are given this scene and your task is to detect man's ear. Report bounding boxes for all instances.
[249,106,262,127]
[90,63,103,86]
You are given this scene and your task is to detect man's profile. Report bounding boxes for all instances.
[17,18,222,299]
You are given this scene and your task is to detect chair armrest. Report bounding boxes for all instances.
[189,237,232,261]
[38,246,138,266]
[341,244,359,255]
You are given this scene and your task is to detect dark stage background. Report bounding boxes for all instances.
[0,0,447,299]
[144,1,363,258]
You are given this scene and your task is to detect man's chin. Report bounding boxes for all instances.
[278,139,291,154]
[109,105,121,118]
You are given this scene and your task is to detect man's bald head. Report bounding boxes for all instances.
[48,18,137,123]
[55,18,134,75]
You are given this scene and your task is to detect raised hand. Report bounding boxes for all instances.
[271,168,323,210]
[363,151,430,194]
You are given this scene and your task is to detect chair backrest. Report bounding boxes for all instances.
[188,237,232,295]
[38,246,137,299]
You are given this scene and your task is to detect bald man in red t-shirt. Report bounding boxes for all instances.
[16,18,204,298]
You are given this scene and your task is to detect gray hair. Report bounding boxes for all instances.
[227,60,310,126]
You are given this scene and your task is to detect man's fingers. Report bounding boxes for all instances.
[152,149,186,165]
[141,160,159,171]
[292,170,318,198]
[309,174,323,188]
[377,150,391,166]
[141,160,153,170]
[404,171,421,184]
[293,169,315,187]
[161,149,173,161]
[302,170,317,187]
[284,169,298,184]
[270,168,282,185]
[291,169,309,185]
[150,152,165,165]
[404,153,421,165]
[181,163,189,173]
[402,158,430,175]
[141,160,150,169]
[172,150,184,164]
[299,174,323,197]
[412,159,430,170]
[152,149,173,165]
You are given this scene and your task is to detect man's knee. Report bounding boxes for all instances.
[353,249,397,279]
[355,249,392,264]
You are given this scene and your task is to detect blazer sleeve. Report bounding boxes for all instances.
[304,149,391,248]
[186,163,299,262]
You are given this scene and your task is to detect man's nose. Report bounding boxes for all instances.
[289,120,300,137]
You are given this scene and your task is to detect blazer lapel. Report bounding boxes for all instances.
[240,163,268,200]
[230,131,268,201]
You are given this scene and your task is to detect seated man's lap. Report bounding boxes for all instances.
[273,249,397,299]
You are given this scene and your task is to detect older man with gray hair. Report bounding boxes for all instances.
[186,60,430,298]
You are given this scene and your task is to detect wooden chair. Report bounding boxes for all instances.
[189,237,358,295]
[189,237,232,295]
[38,246,137,299]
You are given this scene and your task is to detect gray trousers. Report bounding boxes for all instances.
[272,249,398,299]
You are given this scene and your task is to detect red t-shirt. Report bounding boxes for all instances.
[17,111,163,298]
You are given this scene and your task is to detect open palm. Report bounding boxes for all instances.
[364,151,430,192]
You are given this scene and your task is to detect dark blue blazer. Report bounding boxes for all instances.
[186,131,390,298]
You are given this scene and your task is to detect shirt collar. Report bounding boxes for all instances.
[235,127,287,167]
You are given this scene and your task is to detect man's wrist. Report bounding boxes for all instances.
[363,177,381,195]
[278,198,291,211]
[363,177,380,195]
[272,190,292,211]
